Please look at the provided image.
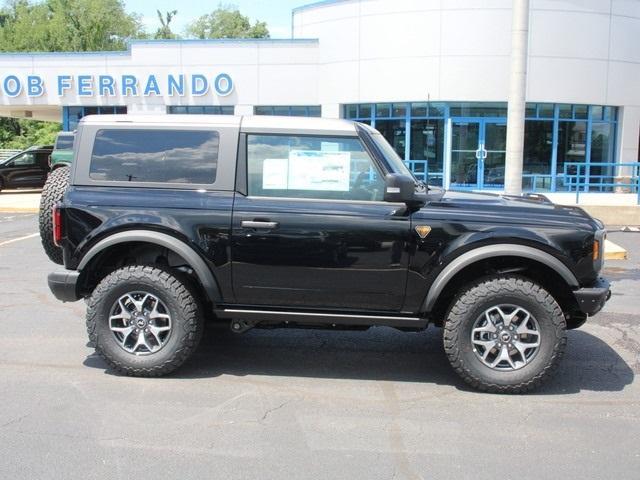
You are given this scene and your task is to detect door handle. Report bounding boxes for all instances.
[241,220,279,229]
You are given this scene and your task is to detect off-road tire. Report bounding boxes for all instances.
[443,275,566,393]
[86,265,204,377]
[38,166,70,264]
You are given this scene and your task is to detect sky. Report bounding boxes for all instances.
[124,0,310,38]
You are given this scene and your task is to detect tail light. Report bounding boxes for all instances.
[52,204,62,246]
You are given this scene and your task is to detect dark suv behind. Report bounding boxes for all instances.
[0,145,52,191]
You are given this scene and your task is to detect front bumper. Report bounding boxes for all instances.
[573,277,611,316]
[48,270,81,302]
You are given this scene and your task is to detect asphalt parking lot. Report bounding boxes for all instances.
[1,212,639,480]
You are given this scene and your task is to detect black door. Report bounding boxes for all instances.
[231,133,411,312]
[2,151,46,188]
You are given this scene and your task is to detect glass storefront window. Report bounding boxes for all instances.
[64,105,127,131]
[358,104,372,118]
[589,123,615,191]
[559,104,572,119]
[538,104,554,118]
[411,103,428,117]
[523,120,553,191]
[255,105,321,117]
[591,106,603,120]
[375,103,391,118]
[574,105,588,119]
[410,119,444,184]
[557,121,587,190]
[449,102,507,117]
[429,104,446,117]
[375,119,405,158]
[392,103,406,117]
[342,101,618,193]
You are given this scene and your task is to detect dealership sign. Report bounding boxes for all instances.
[0,73,233,98]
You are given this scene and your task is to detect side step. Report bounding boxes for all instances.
[215,308,426,329]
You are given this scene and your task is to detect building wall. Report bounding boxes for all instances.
[292,0,640,160]
[0,40,321,117]
[0,0,637,163]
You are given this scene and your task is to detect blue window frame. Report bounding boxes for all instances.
[254,105,321,117]
[63,106,126,131]
[167,105,234,115]
[343,102,618,192]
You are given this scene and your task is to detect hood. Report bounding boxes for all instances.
[424,189,602,230]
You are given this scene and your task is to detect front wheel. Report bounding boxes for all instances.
[443,276,566,393]
[86,265,204,376]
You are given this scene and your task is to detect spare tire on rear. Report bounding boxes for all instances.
[39,166,70,265]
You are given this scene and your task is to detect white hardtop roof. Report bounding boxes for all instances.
[79,114,359,135]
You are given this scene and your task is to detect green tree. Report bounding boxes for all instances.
[0,0,145,147]
[155,9,177,40]
[185,4,269,39]
[0,117,60,149]
[0,0,145,52]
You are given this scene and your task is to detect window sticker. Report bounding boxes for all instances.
[288,150,351,191]
[262,158,289,189]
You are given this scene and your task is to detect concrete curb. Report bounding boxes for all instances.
[604,239,627,260]
[0,208,39,213]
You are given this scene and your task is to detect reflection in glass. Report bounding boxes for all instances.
[375,119,406,158]
[410,119,444,184]
[523,120,553,191]
[590,123,614,191]
[90,129,219,184]
[247,134,385,201]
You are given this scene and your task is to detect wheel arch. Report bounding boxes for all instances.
[424,244,580,317]
[77,230,222,304]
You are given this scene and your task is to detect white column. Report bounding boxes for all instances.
[503,0,530,196]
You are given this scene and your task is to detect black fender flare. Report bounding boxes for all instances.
[77,230,222,303]
[423,243,579,312]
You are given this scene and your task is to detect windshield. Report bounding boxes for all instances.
[369,132,416,181]
[55,134,74,150]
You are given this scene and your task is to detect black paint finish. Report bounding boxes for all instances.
[58,183,604,318]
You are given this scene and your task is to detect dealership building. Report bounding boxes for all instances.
[0,0,638,193]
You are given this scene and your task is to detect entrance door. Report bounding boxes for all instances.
[450,119,507,189]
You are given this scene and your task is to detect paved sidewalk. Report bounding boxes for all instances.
[0,189,41,213]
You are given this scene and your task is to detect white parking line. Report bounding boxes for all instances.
[0,233,39,247]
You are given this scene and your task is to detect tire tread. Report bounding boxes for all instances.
[86,265,204,377]
[443,276,566,394]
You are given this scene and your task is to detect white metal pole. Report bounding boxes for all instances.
[503,0,530,196]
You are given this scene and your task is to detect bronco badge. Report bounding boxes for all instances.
[415,225,432,239]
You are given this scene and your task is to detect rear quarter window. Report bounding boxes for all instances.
[89,129,219,184]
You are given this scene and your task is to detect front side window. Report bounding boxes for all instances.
[13,152,36,166]
[90,129,219,184]
[247,134,385,201]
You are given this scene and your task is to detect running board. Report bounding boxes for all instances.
[215,308,426,329]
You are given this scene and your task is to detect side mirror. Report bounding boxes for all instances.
[383,173,426,208]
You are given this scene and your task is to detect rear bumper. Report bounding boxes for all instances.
[48,270,81,302]
[573,277,611,316]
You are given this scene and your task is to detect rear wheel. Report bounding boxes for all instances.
[38,166,70,264]
[86,265,204,376]
[443,276,566,393]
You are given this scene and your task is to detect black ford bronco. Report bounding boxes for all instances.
[46,114,610,393]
